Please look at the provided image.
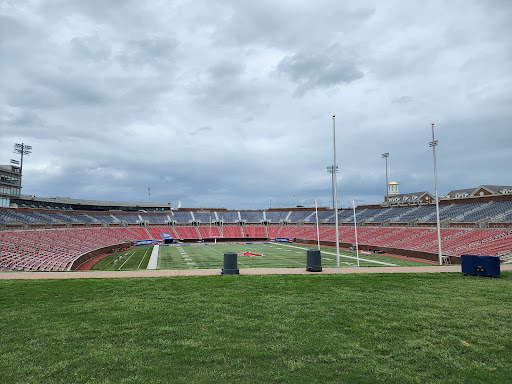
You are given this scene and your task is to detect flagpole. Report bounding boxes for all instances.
[314,200,320,250]
[353,200,360,267]
[333,115,340,267]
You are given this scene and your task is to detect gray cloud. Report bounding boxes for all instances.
[278,45,364,96]
[1,1,511,209]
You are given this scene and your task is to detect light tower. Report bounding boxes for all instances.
[382,153,389,206]
[429,123,443,265]
[13,143,32,173]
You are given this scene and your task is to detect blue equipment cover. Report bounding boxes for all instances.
[461,254,500,277]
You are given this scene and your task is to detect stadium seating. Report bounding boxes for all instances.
[2,198,512,272]
[171,211,193,223]
[240,211,264,222]
[265,211,290,223]
[222,225,243,238]
[242,225,267,238]
[197,225,222,238]
[146,226,179,240]
[174,226,200,239]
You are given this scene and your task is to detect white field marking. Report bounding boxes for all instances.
[250,245,302,266]
[118,250,137,270]
[276,243,397,266]
[137,247,151,269]
[147,245,160,269]
[206,244,252,268]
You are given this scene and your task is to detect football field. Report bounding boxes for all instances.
[92,242,429,270]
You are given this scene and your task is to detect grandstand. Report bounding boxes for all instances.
[1,189,512,271]
[1,185,512,271]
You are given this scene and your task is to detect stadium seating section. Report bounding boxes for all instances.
[1,201,512,271]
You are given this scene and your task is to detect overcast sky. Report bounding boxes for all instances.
[1,0,511,209]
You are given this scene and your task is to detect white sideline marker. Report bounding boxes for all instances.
[147,245,159,269]
[277,243,397,266]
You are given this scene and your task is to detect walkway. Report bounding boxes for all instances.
[1,265,511,279]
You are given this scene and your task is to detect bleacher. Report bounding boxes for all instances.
[222,225,243,238]
[174,226,200,239]
[171,211,193,223]
[198,225,222,238]
[265,211,290,223]
[143,214,170,224]
[240,211,264,223]
[193,212,216,223]
[146,226,179,240]
[2,199,512,271]
[218,211,239,223]
[0,227,135,271]
[242,225,267,238]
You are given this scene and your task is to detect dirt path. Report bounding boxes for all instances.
[1,265,511,279]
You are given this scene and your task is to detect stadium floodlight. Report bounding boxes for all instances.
[429,123,443,265]
[327,165,338,209]
[13,143,32,172]
[382,153,389,206]
[332,115,340,267]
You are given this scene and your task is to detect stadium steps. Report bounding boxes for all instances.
[412,229,471,250]
[454,201,493,222]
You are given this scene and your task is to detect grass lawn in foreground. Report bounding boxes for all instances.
[1,272,511,383]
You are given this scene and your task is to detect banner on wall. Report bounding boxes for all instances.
[271,238,292,243]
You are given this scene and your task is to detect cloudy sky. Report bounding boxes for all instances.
[1,0,511,209]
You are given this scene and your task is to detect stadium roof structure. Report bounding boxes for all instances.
[17,194,171,210]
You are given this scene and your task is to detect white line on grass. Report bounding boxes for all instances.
[137,246,151,269]
[118,250,137,270]
[276,243,397,266]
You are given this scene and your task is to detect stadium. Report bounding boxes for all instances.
[1,177,512,271]
[2,1,512,383]
[2,180,512,382]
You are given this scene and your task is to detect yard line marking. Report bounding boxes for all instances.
[137,246,151,269]
[277,243,397,266]
[118,250,137,270]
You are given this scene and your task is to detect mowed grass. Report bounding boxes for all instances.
[1,272,511,383]
[156,242,429,270]
[91,245,153,271]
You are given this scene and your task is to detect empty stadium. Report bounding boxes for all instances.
[3,1,512,382]
[1,184,512,271]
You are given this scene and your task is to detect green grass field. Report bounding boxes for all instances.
[1,272,511,383]
[92,242,429,271]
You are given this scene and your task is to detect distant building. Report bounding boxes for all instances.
[443,185,512,199]
[0,164,22,208]
[384,181,433,206]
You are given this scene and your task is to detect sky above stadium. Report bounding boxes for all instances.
[1,0,511,209]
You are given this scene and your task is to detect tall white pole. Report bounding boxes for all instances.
[430,123,443,265]
[353,200,360,267]
[333,115,340,267]
[315,200,320,250]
